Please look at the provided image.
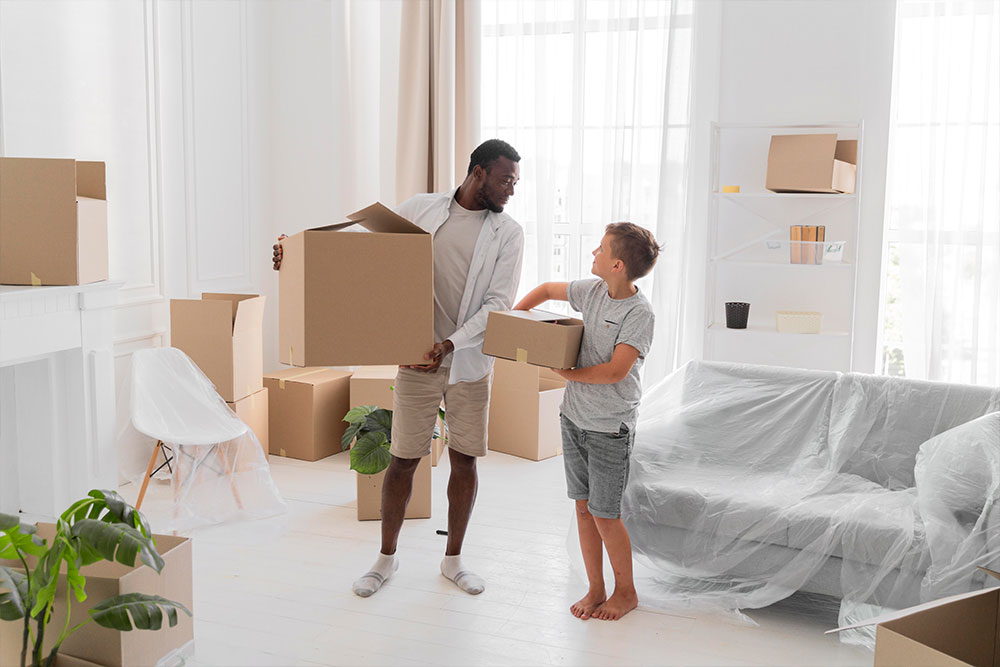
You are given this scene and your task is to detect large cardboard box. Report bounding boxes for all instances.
[483,309,584,370]
[0,523,192,667]
[830,567,1000,666]
[170,293,265,402]
[228,386,269,454]
[278,203,434,368]
[0,157,108,286]
[765,133,858,194]
[350,366,433,520]
[488,358,566,461]
[264,367,352,461]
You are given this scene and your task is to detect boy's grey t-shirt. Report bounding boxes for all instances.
[561,278,655,433]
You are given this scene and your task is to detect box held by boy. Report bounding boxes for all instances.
[482,309,583,370]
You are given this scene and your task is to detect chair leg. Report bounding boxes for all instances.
[136,440,162,511]
[217,443,244,511]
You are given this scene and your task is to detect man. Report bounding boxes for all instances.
[273,139,523,597]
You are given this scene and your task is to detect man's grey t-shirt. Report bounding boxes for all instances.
[434,198,487,368]
[560,278,655,433]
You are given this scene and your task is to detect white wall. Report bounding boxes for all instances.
[714,0,897,372]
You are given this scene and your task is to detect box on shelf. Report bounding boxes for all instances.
[765,134,858,194]
[0,157,108,286]
[227,386,269,453]
[0,523,192,667]
[830,567,1000,666]
[278,203,434,368]
[488,358,566,461]
[776,311,822,334]
[264,367,352,461]
[483,309,583,370]
[170,293,265,402]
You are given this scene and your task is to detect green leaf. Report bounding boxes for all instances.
[61,490,153,539]
[0,517,46,560]
[341,421,363,451]
[0,566,28,621]
[343,405,376,425]
[364,408,393,437]
[0,513,18,532]
[70,520,164,573]
[350,432,392,475]
[89,593,191,632]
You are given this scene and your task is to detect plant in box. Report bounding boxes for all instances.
[0,490,191,667]
[342,404,446,474]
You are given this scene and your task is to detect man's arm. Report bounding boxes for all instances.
[513,282,569,311]
[552,343,640,384]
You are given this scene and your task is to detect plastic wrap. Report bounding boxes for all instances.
[620,360,1000,646]
[124,348,286,533]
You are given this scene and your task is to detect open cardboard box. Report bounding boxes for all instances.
[278,203,434,367]
[0,523,192,667]
[170,293,266,403]
[350,366,432,520]
[830,566,1000,665]
[263,367,351,461]
[0,157,108,286]
[483,309,583,370]
[765,133,858,194]
[488,358,565,461]
[228,386,269,454]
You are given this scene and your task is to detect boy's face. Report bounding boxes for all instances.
[591,233,624,280]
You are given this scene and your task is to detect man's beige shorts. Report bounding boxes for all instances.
[390,367,491,459]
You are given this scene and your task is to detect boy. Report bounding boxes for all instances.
[513,223,659,621]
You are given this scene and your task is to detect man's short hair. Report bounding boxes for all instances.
[467,139,521,175]
[605,222,662,281]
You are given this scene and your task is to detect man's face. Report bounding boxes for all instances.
[474,156,519,213]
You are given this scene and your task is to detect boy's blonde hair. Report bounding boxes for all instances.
[605,222,662,281]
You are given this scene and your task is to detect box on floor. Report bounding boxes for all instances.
[278,203,434,367]
[350,366,432,520]
[228,386,268,453]
[264,367,351,461]
[483,309,583,370]
[831,566,1000,666]
[170,293,265,403]
[765,133,858,194]
[488,358,566,461]
[0,157,108,286]
[0,523,192,667]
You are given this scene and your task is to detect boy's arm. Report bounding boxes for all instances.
[553,343,640,384]
[513,282,569,310]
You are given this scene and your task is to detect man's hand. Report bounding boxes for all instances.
[403,340,454,373]
[272,235,287,271]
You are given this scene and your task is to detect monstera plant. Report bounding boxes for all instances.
[0,490,191,667]
[342,405,446,475]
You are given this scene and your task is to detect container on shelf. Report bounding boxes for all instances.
[725,302,750,329]
[776,311,822,334]
[763,240,846,264]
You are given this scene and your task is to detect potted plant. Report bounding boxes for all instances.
[342,405,446,474]
[0,490,191,667]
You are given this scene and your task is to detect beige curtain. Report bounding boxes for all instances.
[396,0,480,201]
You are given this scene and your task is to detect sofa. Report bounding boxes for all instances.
[622,360,1000,615]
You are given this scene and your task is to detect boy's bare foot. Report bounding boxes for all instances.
[592,589,638,620]
[570,589,606,619]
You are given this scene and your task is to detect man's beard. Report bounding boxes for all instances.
[475,183,504,213]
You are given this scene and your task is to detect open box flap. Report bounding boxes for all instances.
[309,202,425,235]
[827,587,998,634]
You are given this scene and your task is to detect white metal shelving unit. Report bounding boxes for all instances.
[704,122,864,372]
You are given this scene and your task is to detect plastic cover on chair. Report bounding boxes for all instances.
[126,348,286,533]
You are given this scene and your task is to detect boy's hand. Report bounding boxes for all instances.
[272,235,287,270]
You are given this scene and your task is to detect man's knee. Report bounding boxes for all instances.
[388,455,421,474]
[449,448,477,471]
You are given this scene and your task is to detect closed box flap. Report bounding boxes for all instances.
[265,367,351,387]
[310,202,427,235]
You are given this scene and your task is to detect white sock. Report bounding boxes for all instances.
[353,553,398,598]
[440,555,485,595]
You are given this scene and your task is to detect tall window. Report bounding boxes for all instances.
[480,0,693,315]
[880,0,1000,385]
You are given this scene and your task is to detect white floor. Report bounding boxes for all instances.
[120,450,874,667]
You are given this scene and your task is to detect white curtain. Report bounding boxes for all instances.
[881,0,1000,386]
[479,0,696,384]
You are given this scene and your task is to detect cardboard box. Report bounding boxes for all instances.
[278,203,434,367]
[488,358,566,461]
[483,309,584,370]
[0,157,108,286]
[170,293,265,403]
[228,386,269,454]
[830,567,1000,666]
[0,523,192,667]
[263,367,352,461]
[350,366,433,519]
[765,134,858,194]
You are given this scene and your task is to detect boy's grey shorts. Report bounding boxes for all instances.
[560,413,634,519]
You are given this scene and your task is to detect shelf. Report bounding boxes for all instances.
[707,323,849,338]
[713,258,853,269]
[715,192,857,199]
